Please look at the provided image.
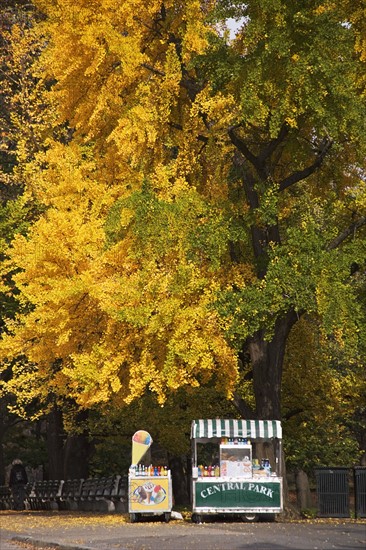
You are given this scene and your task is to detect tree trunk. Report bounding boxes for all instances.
[46,407,64,480]
[295,469,313,510]
[358,427,366,466]
[249,311,298,419]
[0,400,13,485]
[63,433,91,479]
[245,311,298,510]
[168,455,190,506]
[0,422,5,485]
[63,410,92,480]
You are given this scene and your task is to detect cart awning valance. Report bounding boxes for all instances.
[191,419,282,440]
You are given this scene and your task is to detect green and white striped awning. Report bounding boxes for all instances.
[191,419,282,440]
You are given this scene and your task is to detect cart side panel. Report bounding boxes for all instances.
[193,479,282,510]
[129,476,172,513]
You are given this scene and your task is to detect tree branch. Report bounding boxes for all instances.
[228,126,257,166]
[141,62,202,102]
[258,123,289,163]
[278,138,333,191]
[168,121,208,143]
[283,408,304,421]
[328,216,366,250]
[232,391,256,418]
[141,63,165,77]
[228,126,268,180]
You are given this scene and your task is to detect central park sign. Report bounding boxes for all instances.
[194,480,282,508]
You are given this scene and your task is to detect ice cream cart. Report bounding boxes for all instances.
[191,419,283,523]
[128,430,173,522]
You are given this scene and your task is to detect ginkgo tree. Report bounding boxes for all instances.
[0,0,240,417]
[1,0,365,439]
[0,0,55,481]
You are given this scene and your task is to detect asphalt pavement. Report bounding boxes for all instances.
[0,511,365,550]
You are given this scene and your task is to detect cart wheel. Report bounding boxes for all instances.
[164,512,171,523]
[192,513,202,524]
[242,513,259,523]
[130,513,138,523]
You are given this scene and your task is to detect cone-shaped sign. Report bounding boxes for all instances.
[132,430,152,465]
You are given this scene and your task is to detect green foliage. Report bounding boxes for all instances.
[301,507,318,520]
[106,182,243,272]
[90,435,131,477]
[89,385,237,462]
[203,0,366,145]
[282,316,364,472]
[3,420,47,469]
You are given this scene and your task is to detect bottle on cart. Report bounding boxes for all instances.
[263,459,271,475]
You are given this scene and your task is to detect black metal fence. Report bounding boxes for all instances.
[315,467,366,518]
[315,468,350,518]
[354,467,366,518]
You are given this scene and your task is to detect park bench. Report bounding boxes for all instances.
[24,482,35,510]
[1,475,127,512]
[78,475,120,512]
[59,478,84,510]
[112,475,128,513]
[0,483,34,510]
[78,477,99,511]
[0,485,12,510]
[92,474,121,512]
[29,480,63,510]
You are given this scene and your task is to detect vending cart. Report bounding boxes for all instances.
[128,430,173,522]
[191,419,283,523]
